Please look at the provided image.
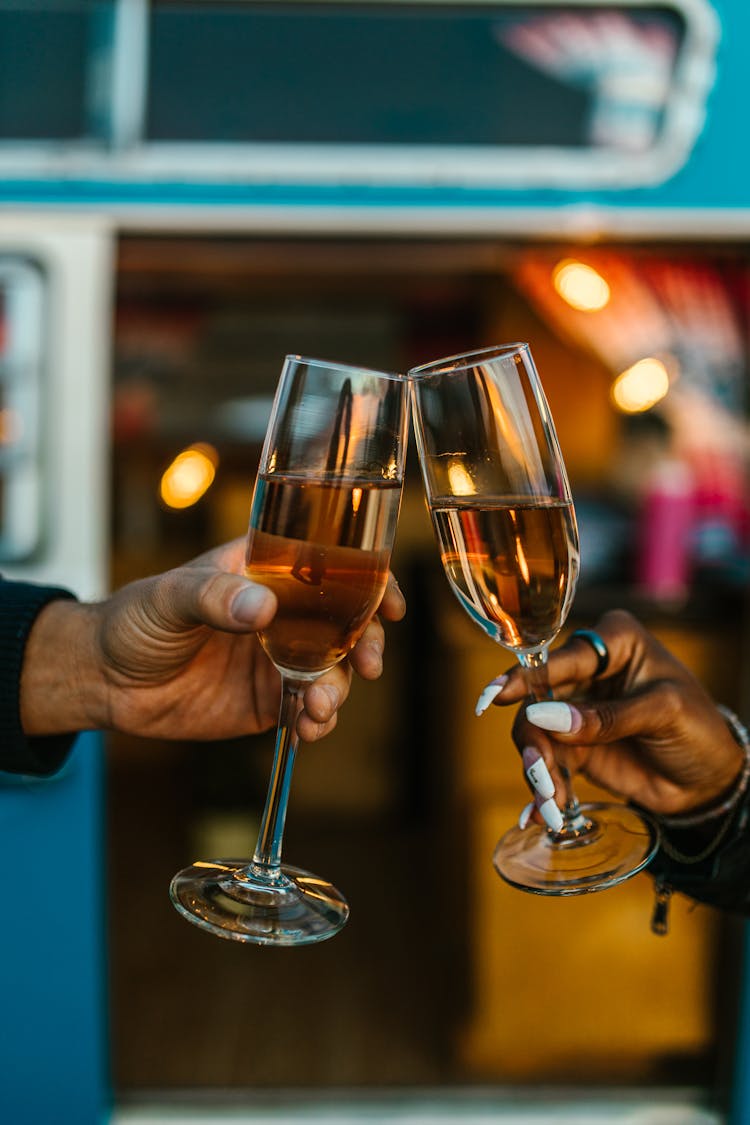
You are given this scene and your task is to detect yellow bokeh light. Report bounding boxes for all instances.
[552,259,611,312]
[0,408,22,446]
[160,443,218,509]
[611,358,670,414]
[447,460,476,496]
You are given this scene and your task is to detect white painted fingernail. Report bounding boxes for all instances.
[525,756,556,801]
[475,675,508,716]
[518,802,534,830]
[539,798,564,833]
[526,701,582,734]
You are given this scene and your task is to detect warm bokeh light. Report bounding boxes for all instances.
[552,259,611,312]
[447,460,476,495]
[160,443,218,509]
[611,357,671,414]
[0,407,22,446]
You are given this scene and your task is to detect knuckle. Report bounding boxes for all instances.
[655,682,684,725]
[196,570,240,623]
[593,702,618,738]
[194,577,213,618]
[148,569,183,625]
[364,615,385,642]
[599,608,638,636]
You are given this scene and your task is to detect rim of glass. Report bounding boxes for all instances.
[408,343,530,379]
[287,354,405,382]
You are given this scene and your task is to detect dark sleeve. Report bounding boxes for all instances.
[0,577,79,777]
[646,790,750,915]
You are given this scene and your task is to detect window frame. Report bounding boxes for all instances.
[0,0,721,191]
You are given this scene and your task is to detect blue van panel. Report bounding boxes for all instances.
[0,733,109,1125]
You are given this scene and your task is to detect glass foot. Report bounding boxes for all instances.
[169,859,349,945]
[493,802,659,895]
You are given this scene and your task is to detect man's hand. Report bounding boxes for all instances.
[21,539,406,743]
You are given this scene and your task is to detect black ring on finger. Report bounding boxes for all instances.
[570,628,610,677]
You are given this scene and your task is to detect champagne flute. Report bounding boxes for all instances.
[170,355,408,943]
[409,343,657,894]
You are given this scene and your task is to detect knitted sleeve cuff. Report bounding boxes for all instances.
[0,579,79,777]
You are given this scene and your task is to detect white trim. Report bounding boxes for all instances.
[0,214,115,598]
[5,201,750,241]
[110,0,150,149]
[110,1090,722,1125]
[0,259,45,562]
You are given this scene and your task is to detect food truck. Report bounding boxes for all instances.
[1,2,748,1122]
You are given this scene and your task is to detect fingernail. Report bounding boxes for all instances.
[539,798,564,833]
[231,584,273,623]
[390,577,406,605]
[475,675,508,716]
[522,747,556,800]
[526,701,582,734]
[518,802,534,830]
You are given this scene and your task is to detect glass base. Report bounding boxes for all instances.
[169,859,349,946]
[493,802,659,895]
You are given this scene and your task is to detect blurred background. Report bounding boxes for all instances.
[0,2,748,1124]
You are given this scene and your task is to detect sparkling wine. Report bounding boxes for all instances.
[245,473,401,675]
[431,496,579,650]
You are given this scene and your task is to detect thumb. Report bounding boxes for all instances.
[154,566,277,634]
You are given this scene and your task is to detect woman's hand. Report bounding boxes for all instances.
[477,609,744,824]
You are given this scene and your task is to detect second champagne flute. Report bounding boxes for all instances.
[409,343,657,894]
[170,355,408,944]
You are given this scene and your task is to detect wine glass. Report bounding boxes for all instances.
[170,355,409,943]
[409,343,657,894]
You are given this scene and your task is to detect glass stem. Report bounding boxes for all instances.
[520,649,589,834]
[249,676,304,879]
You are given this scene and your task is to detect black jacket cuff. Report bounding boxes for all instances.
[0,579,79,777]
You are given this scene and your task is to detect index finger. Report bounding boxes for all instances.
[551,609,689,694]
[482,608,677,709]
[188,537,246,573]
